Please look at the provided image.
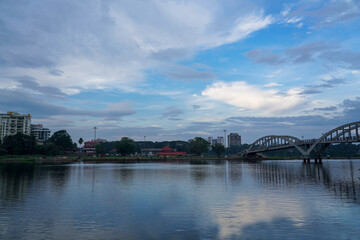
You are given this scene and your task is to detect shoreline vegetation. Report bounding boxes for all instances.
[2,132,360,163]
[1,155,360,164]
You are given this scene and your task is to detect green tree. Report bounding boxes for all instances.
[114,137,136,156]
[48,130,74,152]
[212,143,225,158]
[0,139,5,155]
[95,144,106,155]
[100,142,115,154]
[35,143,63,156]
[3,133,36,155]
[189,137,210,156]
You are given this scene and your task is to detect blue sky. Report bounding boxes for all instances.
[1,0,360,143]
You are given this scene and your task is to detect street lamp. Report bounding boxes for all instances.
[94,126,97,140]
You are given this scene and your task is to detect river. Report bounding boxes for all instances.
[1,160,360,239]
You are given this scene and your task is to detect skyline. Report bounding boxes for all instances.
[1,0,360,143]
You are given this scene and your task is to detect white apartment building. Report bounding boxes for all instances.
[208,136,225,146]
[0,112,31,141]
[217,136,224,145]
[31,124,51,145]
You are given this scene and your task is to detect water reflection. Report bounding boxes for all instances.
[0,164,36,206]
[249,160,360,204]
[212,194,307,239]
[0,161,359,239]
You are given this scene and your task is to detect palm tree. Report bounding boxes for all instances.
[78,137,84,147]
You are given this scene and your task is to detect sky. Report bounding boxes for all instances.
[1,0,360,144]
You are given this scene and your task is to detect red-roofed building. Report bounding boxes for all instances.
[157,146,187,157]
[83,138,107,154]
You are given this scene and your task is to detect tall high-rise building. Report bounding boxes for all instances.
[228,133,242,147]
[0,112,31,141]
[31,124,51,145]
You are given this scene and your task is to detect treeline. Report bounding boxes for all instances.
[96,137,251,157]
[95,137,202,156]
[2,131,358,158]
[0,130,76,156]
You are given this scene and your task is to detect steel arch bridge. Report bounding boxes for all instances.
[243,121,360,161]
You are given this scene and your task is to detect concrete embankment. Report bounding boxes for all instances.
[81,158,236,163]
[0,157,80,164]
[0,157,243,164]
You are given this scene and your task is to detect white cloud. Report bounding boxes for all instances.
[286,16,303,23]
[0,0,273,94]
[201,81,305,115]
[281,5,293,17]
[265,82,283,87]
[266,69,283,78]
[202,13,272,48]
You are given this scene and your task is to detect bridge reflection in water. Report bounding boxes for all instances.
[244,121,360,162]
[249,160,360,205]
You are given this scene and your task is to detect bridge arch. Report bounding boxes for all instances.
[246,135,306,156]
[244,121,360,159]
[305,121,360,156]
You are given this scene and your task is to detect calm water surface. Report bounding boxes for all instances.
[1,160,360,239]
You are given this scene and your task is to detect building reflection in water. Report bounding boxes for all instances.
[189,160,243,188]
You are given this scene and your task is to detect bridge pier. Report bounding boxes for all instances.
[314,157,323,164]
[303,158,323,164]
[303,158,316,163]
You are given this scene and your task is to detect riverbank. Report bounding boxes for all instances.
[1,156,359,164]
[0,156,81,164]
[0,156,242,164]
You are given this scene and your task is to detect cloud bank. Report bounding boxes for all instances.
[202,81,305,115]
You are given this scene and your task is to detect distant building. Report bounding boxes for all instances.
[31,124,51,145]
[0,112,31,141]
[208,136,225,146]
[141,148,162,156]
[207,137,216,148]
[157,146,187,157]
[84,138,107,154]
[217,136,224,145]
[228,133,242,147]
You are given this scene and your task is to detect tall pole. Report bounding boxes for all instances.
[94,126,97,140]
[224,129,227,148]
